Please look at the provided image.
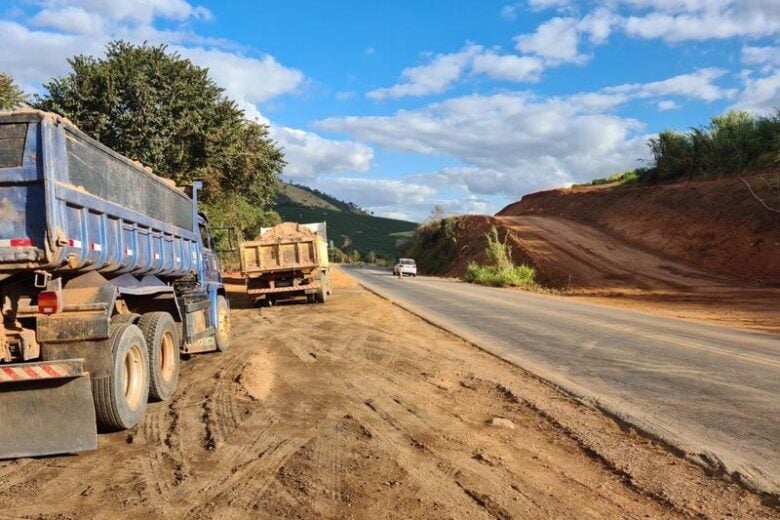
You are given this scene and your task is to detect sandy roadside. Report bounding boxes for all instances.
[0,267,775,519]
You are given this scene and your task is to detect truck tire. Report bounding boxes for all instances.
[215,295,231,352]
[92,323,150,431]
[111,313,140,325]
[315,272,328,303]
[138,312,179,402]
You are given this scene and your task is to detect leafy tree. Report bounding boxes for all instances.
[0,72,26,110]
[35,40,284,208]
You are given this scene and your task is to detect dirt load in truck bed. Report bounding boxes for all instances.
[0,268,775,519]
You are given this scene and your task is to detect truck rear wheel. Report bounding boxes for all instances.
[138,312,179,402]
[215,295,231,352]
[315,271,329,303]
[92,323,149,431]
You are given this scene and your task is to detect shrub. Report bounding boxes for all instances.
[402,217,458,274]
[464,262,536,288]
[463,226,536,288]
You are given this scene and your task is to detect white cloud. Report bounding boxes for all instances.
[731,71,780,114]
[742,45,780,68]
[528,0,573,11]
[579,8,619,44]
[311,177,434,208]
[471,52,544,82]
[368,44,550,99]
[0,2,373,186]
[609,68,733,102]
[500,4,520,20]
[621,1,780,42]
[657,99,680,111]
[176,47,304,105]
[273,128,374,182]
[0,21,104,91]
[33,6,106,34]
[34,0,211,27]
[319,67,733,201]
[515,17,586,64]
[368,45,483,99]
[318,91,649,199]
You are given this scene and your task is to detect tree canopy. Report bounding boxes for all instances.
[0,72,26,110]
[35,41,285,211]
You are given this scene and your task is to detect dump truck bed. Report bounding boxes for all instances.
[0,110,200,279]
[239,222,330,300]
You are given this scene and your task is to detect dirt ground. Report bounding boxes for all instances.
[0,268,777,519]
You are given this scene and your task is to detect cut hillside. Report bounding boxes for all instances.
[412,174,780,332]
[273,182,417,258]
[499,173,780,285]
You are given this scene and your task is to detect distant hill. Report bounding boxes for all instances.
[273,182,417,259]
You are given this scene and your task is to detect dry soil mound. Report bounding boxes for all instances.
[498,174,780,285]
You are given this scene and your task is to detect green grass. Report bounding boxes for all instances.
[464,263,536,287]
[276,183,341,211]
[463,226,537,288]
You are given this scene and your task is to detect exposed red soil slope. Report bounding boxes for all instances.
[498,174,780,285]
[442,175,780,332]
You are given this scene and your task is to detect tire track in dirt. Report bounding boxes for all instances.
[0,268,776,519]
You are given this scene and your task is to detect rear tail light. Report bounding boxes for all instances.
[38,291,62,315]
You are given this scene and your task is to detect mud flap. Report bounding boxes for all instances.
[0,366,97,459]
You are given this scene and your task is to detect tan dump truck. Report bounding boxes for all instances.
[239,222,331,306]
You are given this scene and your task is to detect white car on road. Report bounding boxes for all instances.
[393,258,417,277]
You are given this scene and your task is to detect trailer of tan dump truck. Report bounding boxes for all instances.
[0,110,230,459]
[239,222,331,306]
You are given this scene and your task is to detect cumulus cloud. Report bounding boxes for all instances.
[34,0,211,27]
[471,52,544,82]
[657,100,680,111]
[319,67,734,201]
[618,0,780,42]
[500,4,520,20]
[368,44,550,99]
[604,68,733,102]
[318,91,649,200]
[731,71,780,115]
[1,1,373,185]
[742,45,780,68]
[311,177,435,208]
[367,45,484,99]
[176,47,304,106]
[272,128,374,182]
[515,17,586,64]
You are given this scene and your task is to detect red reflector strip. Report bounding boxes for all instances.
[125,248,134,256]
[1,367,22,381]
[91,243,102,252]
[68,239,82,248]
[0,362,81,383]
[0,238,32,247]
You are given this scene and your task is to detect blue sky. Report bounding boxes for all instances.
[1,1,779,220]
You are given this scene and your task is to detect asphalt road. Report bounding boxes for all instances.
[342,266,780,496]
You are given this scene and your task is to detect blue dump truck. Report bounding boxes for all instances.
[0,110,230,458]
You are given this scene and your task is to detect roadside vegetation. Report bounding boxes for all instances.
[577,110,780,187]
[464,227,536,288]
[401,217,459,275]
[14,41,283,256]
[0,73,27,110]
